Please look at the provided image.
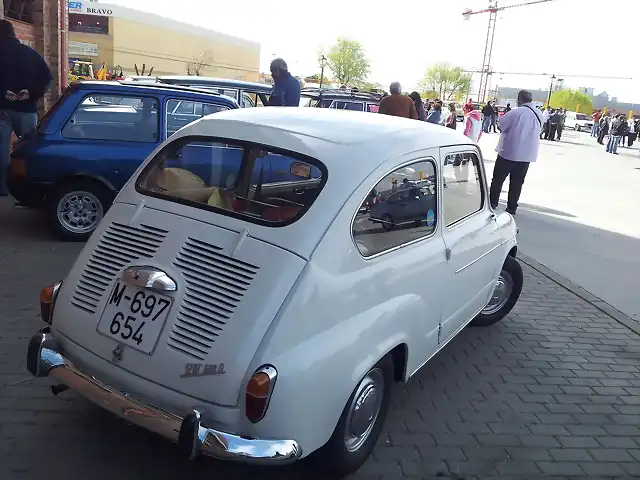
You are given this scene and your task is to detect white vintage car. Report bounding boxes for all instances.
[28,108,522,476]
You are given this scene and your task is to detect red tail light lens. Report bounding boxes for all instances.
[245,365,277,423]
[40,281,63,325]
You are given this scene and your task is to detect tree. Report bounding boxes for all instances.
[357,81,384,92]
[419,64,472,101]
[325,38,370,87]
[550,88,593,114]
[187,50,213,76]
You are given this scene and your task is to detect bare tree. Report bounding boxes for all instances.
[187,50,213,76]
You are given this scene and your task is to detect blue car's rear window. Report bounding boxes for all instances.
[136,136,327,227]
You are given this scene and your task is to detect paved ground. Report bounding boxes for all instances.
[2,198,640,479]
[478,129,640,321]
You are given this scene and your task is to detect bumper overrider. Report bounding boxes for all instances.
[26,327,302,465]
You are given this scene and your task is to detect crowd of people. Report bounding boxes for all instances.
[591,109,639,155]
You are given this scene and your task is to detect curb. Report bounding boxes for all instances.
[517,252,640,336]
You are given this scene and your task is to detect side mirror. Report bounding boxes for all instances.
[290,162,311,178]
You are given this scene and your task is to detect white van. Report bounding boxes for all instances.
[564,111,593,132]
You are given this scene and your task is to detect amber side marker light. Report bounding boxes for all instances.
[10,157,27,178]
[245,365,277,423]
[40,281,63,325]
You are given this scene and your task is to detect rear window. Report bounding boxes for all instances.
[136,137,327,227]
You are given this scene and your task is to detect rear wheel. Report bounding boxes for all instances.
[470,255,523,327]
[313,355,393,477]
[48,179,113,242]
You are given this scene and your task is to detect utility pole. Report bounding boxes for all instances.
[463,0,554,103]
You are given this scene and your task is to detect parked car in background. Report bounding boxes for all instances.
[564,111,593,132]
[27,108,523,477]
[6,81,238,241]
[300,87,383,113]
[156,76,272,108]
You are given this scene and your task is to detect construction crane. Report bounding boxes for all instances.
[462,0,554,102]
[462,69,633,105]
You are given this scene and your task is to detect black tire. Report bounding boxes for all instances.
[574,124,580,131]
[48,178,114,242]
[470,255,523,327]
[313,355,394,478]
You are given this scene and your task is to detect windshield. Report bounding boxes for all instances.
[576,113,590,120]
[136,137,326,226]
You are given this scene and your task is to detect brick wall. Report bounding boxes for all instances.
[9,19,36,47]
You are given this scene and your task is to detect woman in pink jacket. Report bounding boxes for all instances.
[463,103,483,142]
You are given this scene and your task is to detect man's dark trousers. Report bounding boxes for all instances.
[489,155,530,214]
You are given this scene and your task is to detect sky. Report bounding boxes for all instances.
[107,0,639,103]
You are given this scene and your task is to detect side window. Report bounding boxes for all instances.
[62,94,159,143]
[442,152,484,226]
[353,160,437,257]
[241,93,255,108]
[166,99,229,138]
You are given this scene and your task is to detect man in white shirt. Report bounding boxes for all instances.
[489,90,543,215]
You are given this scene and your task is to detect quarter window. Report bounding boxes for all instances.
[62,94,159,143]
[166,99,229,138]
[442,152,484,226]
[353,160,437,257]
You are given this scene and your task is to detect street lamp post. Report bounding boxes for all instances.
[319,55,327,89]
[546,75,556,107]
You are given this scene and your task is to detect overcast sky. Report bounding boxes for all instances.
[108,0,638,102]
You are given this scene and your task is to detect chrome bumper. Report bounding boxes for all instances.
[27,328,302,465]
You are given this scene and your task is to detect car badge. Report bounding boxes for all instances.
[112,344,124,363]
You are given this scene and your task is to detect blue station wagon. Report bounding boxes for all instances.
[6,81,241,241]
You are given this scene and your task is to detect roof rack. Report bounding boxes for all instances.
[301,86,384,99]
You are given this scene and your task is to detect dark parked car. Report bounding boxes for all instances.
[156,76,272,108]
[300,87,383,113]
[369,181,436,231]
[6,81,239,241]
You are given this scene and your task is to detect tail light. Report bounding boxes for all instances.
[245,365,277,423]
[40,281,63,325]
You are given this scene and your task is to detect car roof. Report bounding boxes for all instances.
[157,76,272,93]
[177,107,472,167]
[70,81,240,108]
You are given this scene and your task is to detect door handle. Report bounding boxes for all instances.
[490,212,497,221]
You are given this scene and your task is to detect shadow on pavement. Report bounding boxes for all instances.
[508,201,640,321]
[499,201,576,218]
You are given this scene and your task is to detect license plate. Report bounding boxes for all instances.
[97,281,173,354]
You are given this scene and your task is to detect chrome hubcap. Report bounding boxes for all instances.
[344,368,384,452]
[482,270,514,315]
[57,191,103,234]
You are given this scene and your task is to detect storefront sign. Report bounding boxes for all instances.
[68,2,116,16]
[69,41,99,57]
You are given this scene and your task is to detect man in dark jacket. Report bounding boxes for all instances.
[481,102,494,133]
[268,58,301,107]
[545,109,561,141]
[0,19,52,196]
[597,114,609,144]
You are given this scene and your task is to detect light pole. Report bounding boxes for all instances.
[319,55,327,89]
[546,75,556,107]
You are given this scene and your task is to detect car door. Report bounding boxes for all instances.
[352,157,446,373]
[438,147,503,344]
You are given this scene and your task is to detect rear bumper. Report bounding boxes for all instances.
[5,170,49,206]
[26,327,302,465]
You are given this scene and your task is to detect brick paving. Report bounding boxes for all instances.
[2,198,640,479]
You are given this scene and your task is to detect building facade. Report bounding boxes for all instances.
[67,2,260,80]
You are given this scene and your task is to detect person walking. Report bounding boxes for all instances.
[541,106,550,139]
[489,90,543,215]
[462,103,482,142]
[556,108,566,141]
[408,91,427,121]
[481,101,494,133]
[606,114,625,154]
[426,101,442,124]
[591,110,602,137]
[378,81,418,119]
[268,58,301,107]
[627,117,637,148]
[489,101,499,133]
[445,102,457,129]
[597,114,609,144]
[545,108,560,140]
[0,19,52,196]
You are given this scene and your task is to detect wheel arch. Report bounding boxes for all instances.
[52,173,118,196]
[508,245,517,258]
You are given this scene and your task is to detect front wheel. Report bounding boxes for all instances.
[574,124,581,131]
[48,179,113,242]
[470,255,523,327]
[313,355,393,477]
